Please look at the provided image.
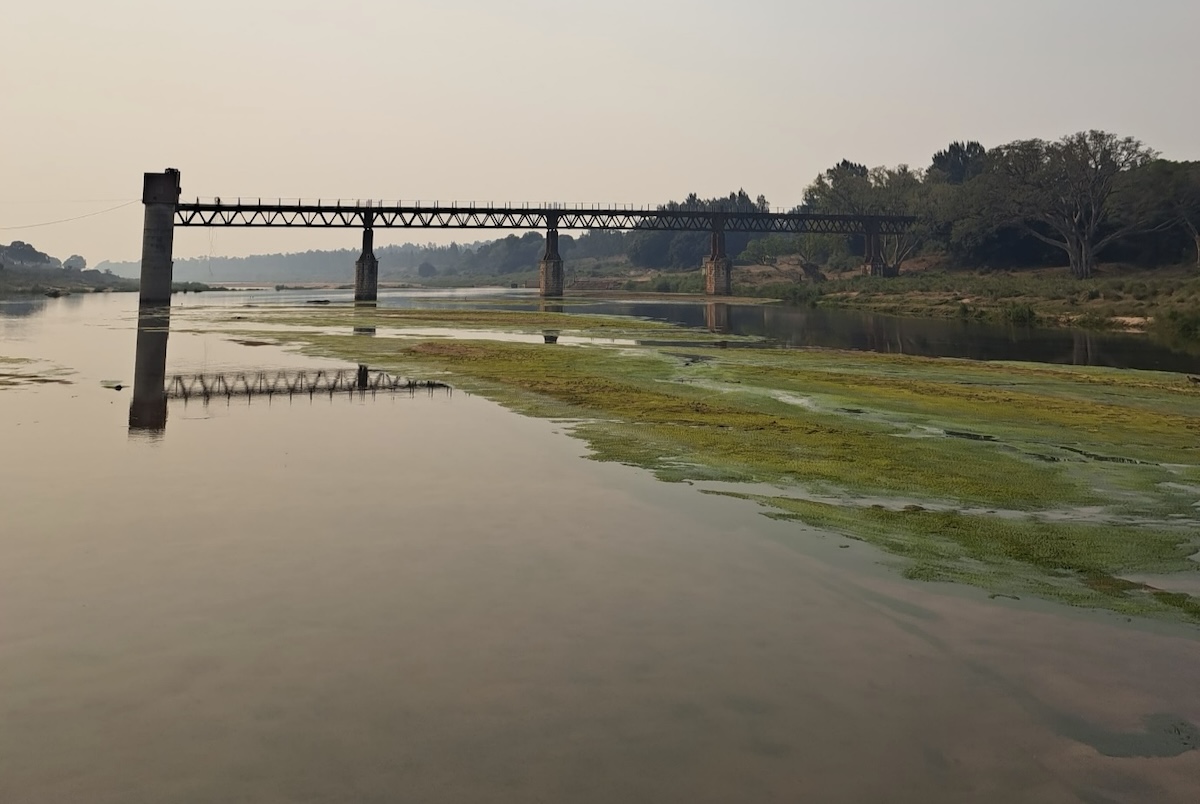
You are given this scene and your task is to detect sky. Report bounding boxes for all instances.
[3,0,1198,263]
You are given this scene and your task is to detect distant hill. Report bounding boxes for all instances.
[95,238,562,283]
[97,249,364,283]
[1,240,62,270]
[1,240,134,293]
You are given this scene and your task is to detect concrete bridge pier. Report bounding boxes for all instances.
[355,216,379,304]
[138,169,182,305]
[704,224,732,296]
[539,220,564,298]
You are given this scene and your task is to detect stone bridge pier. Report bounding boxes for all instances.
[355,215,379,304]
[539,217,564,298]
[704,221,732,296]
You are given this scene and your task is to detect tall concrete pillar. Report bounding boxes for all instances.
[355,218,379,304]
[539,222,564,298]
[138,169,181,305]
[704,225,732,296]
[129,304,171,436]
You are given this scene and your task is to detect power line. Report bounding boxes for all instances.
[0,200,139,231]
[0,199,138,205]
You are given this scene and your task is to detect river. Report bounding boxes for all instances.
[1,291,1198,803]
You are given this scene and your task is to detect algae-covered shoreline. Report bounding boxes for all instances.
[214,303,1200,623]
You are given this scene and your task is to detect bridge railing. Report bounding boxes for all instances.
[180,198,804,215]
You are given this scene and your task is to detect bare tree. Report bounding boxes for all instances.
[869,166,933,274]
[987,131,1161,279]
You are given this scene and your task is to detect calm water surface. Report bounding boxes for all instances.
[2,293,1199,803]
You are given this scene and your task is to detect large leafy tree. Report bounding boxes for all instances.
[983,131,1161,279]
[802,161,871,214]
[630,190,769,269]
[930,141,987,185]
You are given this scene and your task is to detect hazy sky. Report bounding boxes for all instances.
[4,0,1198,262]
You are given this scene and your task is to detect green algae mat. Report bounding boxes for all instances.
[224,305,1200,624]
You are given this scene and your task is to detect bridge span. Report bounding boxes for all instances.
[137,169,914,304]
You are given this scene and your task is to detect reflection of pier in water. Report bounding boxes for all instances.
[130,303,451,438]
[166,369,450,402]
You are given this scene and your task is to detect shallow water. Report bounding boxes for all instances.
[2,293,1199,803]
[132,286,1200,374]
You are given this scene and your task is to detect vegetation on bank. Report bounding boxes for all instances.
[0,266,138,295]
[723,265,1200,337]
[172,281,231,293]
[1,240,238,296]
[227,305,1200,625]
[0,241,134,294]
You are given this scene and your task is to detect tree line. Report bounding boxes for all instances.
[403,131,1199,281]
[793,131,1200,279]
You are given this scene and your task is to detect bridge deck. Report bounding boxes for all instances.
[174,201,914,234]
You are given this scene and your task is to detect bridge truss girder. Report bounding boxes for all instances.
[173,202,914,235]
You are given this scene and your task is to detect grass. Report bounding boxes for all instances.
[231,304,1200,623]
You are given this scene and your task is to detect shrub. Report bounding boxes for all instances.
[1001,303,1038,326]
[1152,310,1200,343]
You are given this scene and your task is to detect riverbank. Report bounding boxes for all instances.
[214,303,1200,625]
[0,277,234,298]
[394,261,1200,345]
[0,267,138,295]
[778,264,1200,336]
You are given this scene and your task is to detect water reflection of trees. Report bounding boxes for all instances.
[575,301,1199,373]
[0,300,46,319]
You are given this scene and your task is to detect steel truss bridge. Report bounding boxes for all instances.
[136,170,918,304]
[173,199,914,236]
[164,368,452,403]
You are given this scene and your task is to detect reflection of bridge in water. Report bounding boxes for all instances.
[165,368,450,402]
[129,303,453,438]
